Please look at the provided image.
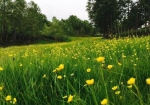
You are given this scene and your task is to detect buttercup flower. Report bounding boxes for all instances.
[5,95,11,101]
[0,86,3,90]
[19,63,23,67]
[59,64,64,70]
[146,78,150,85]
[42,74,47,78]
[57,75,62,79]
[127,85,132,89]
[52,69,57,73]
[0,67,3,71]
[63,96,67,99]
[122,55,126,58]
[67,94,73,103]
[86,79,94,85]
[56,64,64,71]
[115,91,121,95]
[87,68,91,72]
[127,77,135,85]
[112,86,118,91]
[107,65,113,69]
[96,57,105,62]
[101,98,108,105]
[118,62,122,66]
[70,73,74,76]
[13,98,17,104]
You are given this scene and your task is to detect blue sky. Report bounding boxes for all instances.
[25,0,89,21]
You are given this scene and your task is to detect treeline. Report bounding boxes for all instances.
[0,0,95,45]
[87,0,150,38]
[0,0,47,44]
[41,16,96,41]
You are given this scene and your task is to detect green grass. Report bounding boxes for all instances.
[0,36,150,105]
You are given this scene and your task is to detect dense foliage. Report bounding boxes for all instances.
[41,16,96,41]
[0,0,47,44]
[0,0,95,45]
[87,0,150,38]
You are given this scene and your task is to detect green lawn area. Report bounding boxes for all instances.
[0,36,150,105]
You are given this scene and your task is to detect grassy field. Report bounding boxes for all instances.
[0,36,150,105]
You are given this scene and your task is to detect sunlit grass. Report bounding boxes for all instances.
[0,36,150,105]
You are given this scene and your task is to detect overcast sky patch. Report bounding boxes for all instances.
[25,0,89,21]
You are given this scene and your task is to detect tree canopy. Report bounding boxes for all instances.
[0,0,95,45]
[87,0,150,38]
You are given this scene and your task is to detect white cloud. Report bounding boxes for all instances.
[25,0,89,21]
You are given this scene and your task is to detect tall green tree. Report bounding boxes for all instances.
[25,1,46,41]
[87,0,123,38]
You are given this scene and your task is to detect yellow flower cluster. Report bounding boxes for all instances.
[5,95,17,104]
[112,86,120,95]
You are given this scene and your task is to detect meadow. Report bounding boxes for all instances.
[0,36,150,105]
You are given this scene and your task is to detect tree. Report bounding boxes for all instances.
[87,0,123,38]
[24,1,47,41]
[0,0,47,44]
[9,0,27,42]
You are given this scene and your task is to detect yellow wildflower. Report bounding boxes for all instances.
[63,95,67,99]
[42,74,47,78]
[86,79,94,85]
[56,64,64,71]
[70,73,74,76]
[19,63,23,67]
[8,54,13,57]
[127,77,135,85]
[115,91,121,95]
[56,68,61,71]
[87,68,91,72]
[57,75,62,79]
[146,78,150,85]
[0,86,3,90]
[5,95,11,101]
[127,85,132,89]
[112,86,118,91]
[0,67,3,71]
[101,98,108,105]
[118,62,122,66]
[52,69,57,73]
[122,55,126,58]
[96,57,105,62]
[67,94,73,103]
[58,64,64,70]
[107,65,113,69]
[13,98,17,104]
